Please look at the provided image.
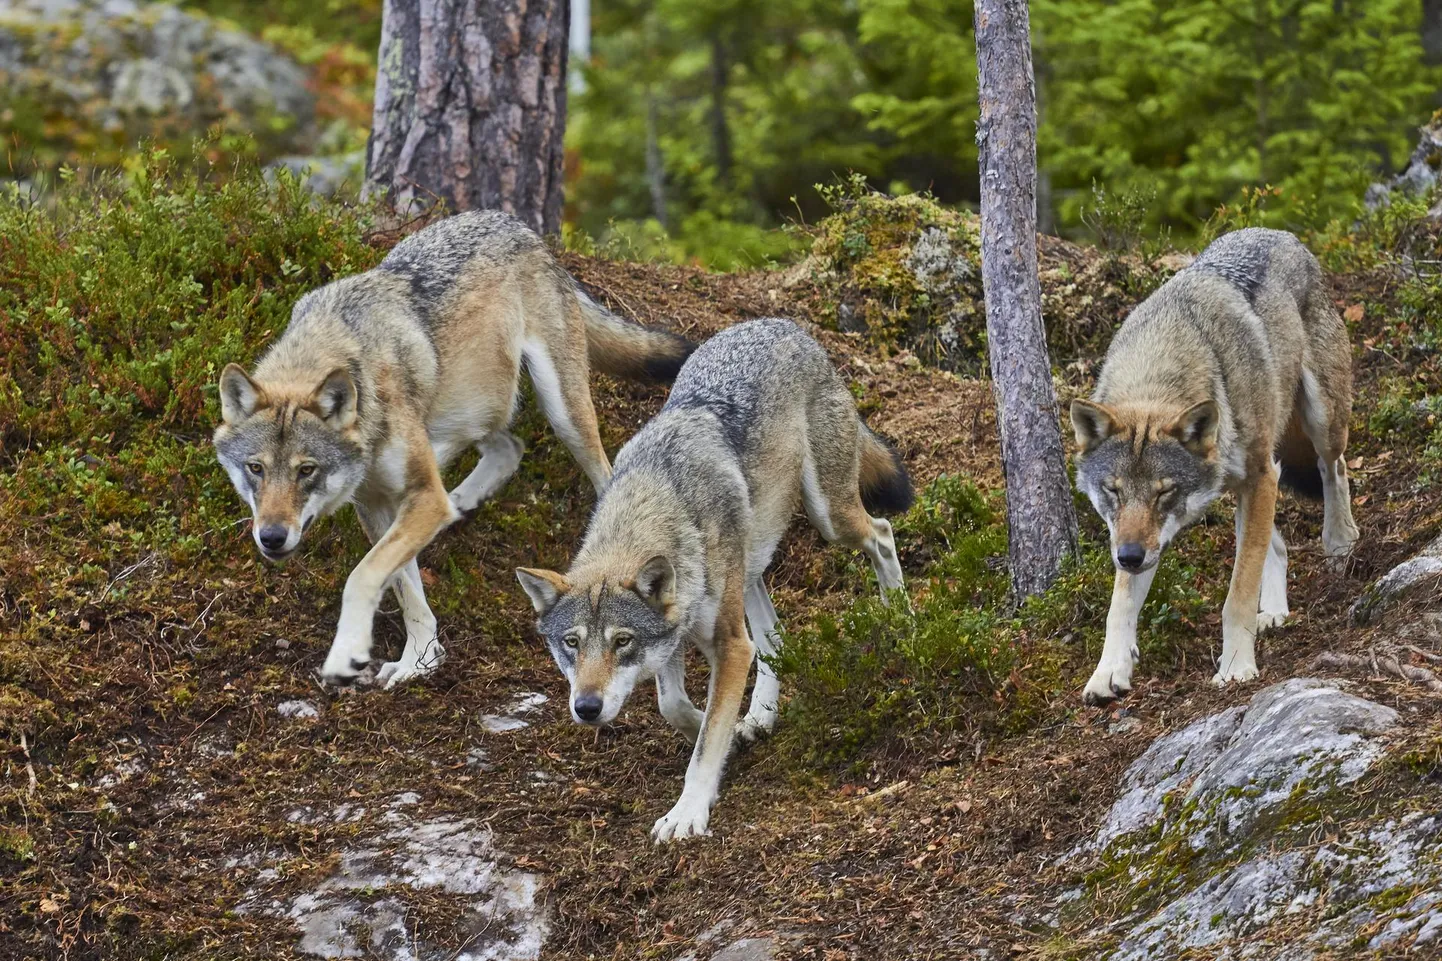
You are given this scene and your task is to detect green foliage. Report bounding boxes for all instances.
[805,174,985,366]
[0,144,383,568]
[572,0,1439,250]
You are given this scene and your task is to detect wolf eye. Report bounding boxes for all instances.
[246,461,264,476]
[297,464,317,478]
[562,633,581,649]
[613,632,635,650]
[1156,484,1176,504]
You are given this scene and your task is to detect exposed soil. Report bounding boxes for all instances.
[2,249,1440,961]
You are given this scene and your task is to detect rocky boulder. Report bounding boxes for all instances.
[0,0,317,165]
[1062,679,1441,960]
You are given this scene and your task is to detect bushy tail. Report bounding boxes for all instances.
[576,287,694,382]
[858,425,915,515]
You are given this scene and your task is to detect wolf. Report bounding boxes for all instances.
[1070,227,1360,705]
[515,318,913,842]
[213,210,692,689]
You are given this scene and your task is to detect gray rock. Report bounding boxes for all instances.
[239,794,549,960]
[1366,116,1442,210]
[266,152,365,198]
[711,938,778,961]
[276,699,318,719]
[479,692,549,734]
[1351,533,1442,625]
[1093,679,1396,853]
[0,0,316,154]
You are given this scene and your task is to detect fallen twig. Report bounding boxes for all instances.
[20,731,36,795]
[1312,651,1442,694]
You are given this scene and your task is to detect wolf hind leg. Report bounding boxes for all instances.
[1297,337,1359,564]
[1257,525,1289,632]
[523,337,612,494]
[736,578,782,743]
[801,441,905,602]
[449,431,525,513]
[1216,470,1278,687]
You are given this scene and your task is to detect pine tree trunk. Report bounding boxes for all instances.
[1425,0,1442,67]
[709,32,733,188]
[364,0,570,235]
[974,0,1078,601]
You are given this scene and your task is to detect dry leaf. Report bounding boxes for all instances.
[1343,303,1365,323]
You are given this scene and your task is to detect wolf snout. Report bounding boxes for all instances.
[572,692,604,723]
[1115,542,1147,572]
[258,524,293,554]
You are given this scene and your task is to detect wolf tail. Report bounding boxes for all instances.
[858,424,915,515]
[575,286,694,382]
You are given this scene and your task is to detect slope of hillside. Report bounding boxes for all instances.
[2,158,1440,959]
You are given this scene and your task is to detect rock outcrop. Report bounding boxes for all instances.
[1063,679,1439,960]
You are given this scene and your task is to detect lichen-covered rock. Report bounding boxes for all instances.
[0,0,316,167]
[1073,679,1441,961]
[1092,678,1396,854]
[1365,113,1442,212]
[238,793,549,959]
[1350,532,1442,625]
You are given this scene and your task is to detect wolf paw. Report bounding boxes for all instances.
[651,798,712,844]
[376,642,446,690]
[1256,611,1288,633]
[1082,665,1133,706]
[1211,662,1260,686]
[734,713,776,745]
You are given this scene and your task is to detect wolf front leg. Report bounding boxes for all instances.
[652,579,754,843]
[1215,470,1278,686]
[1083,565,1158,705]
[321,442,459,686]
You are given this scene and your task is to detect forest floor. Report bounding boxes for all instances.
[3,236,1442,960]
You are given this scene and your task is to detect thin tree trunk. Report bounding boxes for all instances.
[364,0,569,234]
[645,91,669,228]
[709,32,733,189]
[1426,0,1442,66]
[974,0,1077,601]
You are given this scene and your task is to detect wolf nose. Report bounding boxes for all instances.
[573,693,604,723]
[1116,542,1146,571]
[258,525,290,552]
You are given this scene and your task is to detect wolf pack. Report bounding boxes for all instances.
[213,212,1359,842]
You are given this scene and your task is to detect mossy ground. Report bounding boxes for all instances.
[3,159,1441,959]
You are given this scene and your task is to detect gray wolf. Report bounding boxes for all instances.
[213,210,692,688]
[515,318,913,842]
[1071,227,1359,704]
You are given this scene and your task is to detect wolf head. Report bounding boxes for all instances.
[1070,399,1224,573]
[213,364,367,561]
[515,557,683,726]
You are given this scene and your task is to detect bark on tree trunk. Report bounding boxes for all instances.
[709,32,733,189]
[974,0,1078,602]
[644,91,669,228]
[364,0,570,235]
[1425,0,1442,67]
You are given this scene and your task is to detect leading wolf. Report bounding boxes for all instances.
[515,319,913,842]
[213,210,691,688]
[1071,228,1359,704]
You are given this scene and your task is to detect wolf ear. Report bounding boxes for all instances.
[1167,401,1220,454]
[308,367,358,428]
[516,568,570,615]
[633,554,676,616]
[219,364,265,424]
[1070,400,1116,451]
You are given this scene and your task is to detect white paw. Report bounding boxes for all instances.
[320,632,373,685]
[376,642,445,690]
[651,797,713,844]
[1256,611,1288,632]
[1083,660,1134,706]
[1211,661,1260,686]
[735,712,776,745]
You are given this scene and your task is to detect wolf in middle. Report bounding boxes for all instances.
[1071,227,1359,704]
[213,210,691,689]
[516,318,914,842]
